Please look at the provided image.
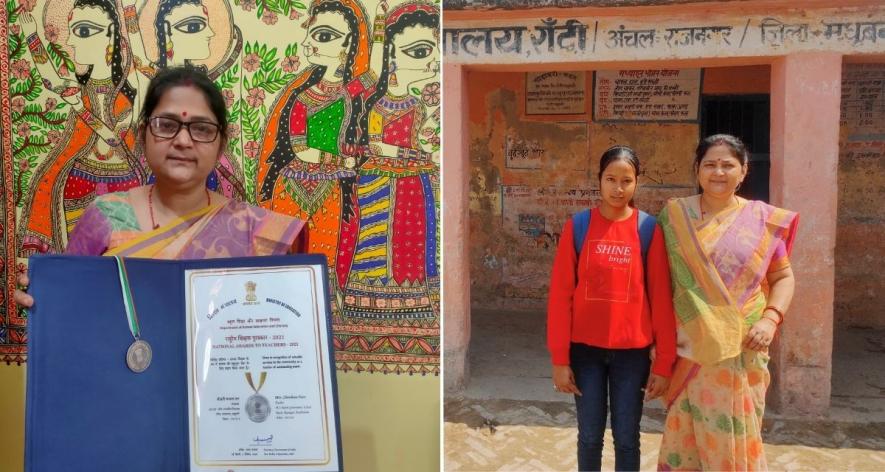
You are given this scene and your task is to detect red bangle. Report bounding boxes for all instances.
[762,314,781,327]
[764,306,784,325]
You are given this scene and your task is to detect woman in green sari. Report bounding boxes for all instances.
[657,134,798,471]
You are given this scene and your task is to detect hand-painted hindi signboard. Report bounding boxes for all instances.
[504,134,545,169]
[841,64,885,141]
[593,69,701,122]
[526,71,586,115]
[443,9,885,65]
[500,185,600,292]
[501,185,600,243]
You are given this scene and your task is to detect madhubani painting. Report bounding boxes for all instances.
[0,0,441,373]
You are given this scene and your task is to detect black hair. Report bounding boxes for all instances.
[155,0,202,69]
[309,1,365,150]
[256,65,324,203]
[72,0,137,105]
[694,133,750,171]
[312,1,361,85]
[598,145,640,207]
[139,65,228,140]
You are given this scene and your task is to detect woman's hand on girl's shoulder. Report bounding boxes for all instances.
[14,274,34,308]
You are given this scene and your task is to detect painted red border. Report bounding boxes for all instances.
[1,4,26,364]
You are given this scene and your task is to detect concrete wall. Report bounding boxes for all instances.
[768,52,842,415]
[464,60,883,332]
[468,66,766,311]
[835,62,885,329]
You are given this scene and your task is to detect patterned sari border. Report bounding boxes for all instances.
[665,359,702,410]
[676,199,733,304]
[108,204,219,255]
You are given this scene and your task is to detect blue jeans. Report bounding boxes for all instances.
[571,343,651,472]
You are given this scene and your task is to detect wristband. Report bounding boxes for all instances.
[27,33,50,64]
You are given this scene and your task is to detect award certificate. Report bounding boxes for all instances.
[185,265,340,471]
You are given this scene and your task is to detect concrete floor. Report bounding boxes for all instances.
[444,309,885,471]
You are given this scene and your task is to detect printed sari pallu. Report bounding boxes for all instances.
[65,192,304,259]
[656,197,798,472]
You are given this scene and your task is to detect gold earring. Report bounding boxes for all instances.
[334,50,346,77]
[389,60,398,87]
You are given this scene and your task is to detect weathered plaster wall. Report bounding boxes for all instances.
[469,66,772,311]
[835,63,885,329]
[467,63,885,320]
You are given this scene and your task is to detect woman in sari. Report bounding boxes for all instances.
[16,65,305,308]
[656,134,798,471]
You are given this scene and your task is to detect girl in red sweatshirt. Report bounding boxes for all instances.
[548,145,677,471]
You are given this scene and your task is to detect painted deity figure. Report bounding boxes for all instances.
[135,0,242,80]
[132,0,246,198]
[18,0,145,254]
[256,0,374,303]
[155,0,215,67]
[339,1,441,320]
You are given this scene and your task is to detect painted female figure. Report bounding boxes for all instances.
[256,0,373,299]
[133,0,246,198]
[340,1,440,320]
[18,0,144,254]
[154,0,215,69]
[134,0,242,80]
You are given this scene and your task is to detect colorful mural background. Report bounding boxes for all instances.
[0,0,441,374]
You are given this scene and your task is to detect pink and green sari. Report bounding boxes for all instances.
[656,197,798,471]
[65,192,305,259]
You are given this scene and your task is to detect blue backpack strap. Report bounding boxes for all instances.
[637,210,656,266]
[572,209,591,256]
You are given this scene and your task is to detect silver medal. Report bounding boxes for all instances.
[126,339,152,373]
[245,394,271,423]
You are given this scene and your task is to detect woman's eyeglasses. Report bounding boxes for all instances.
[148,116,220,143]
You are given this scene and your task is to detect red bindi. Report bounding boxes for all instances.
[182,111,188,117]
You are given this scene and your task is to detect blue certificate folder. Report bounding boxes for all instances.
[25,254,343,472]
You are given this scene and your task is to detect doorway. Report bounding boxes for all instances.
[700,95,771,202]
